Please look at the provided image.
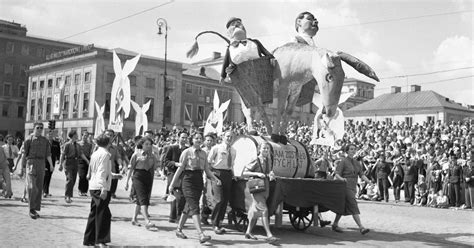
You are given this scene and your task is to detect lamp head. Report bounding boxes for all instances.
[157,23,163,35]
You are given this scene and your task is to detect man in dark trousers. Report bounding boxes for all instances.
[78,131,93,196]
[103,129,124,199]
[59,130,89,203]
[162,131,188,223]
[43,130,60,197]
[447,152,462,207]
[403,157,418,204]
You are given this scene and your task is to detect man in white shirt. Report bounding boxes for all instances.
[2,134,19,173]
[208,131,236,234]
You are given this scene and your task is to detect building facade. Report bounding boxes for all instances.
[25,47,182,139]
[345,85,474,125]
[0,19,77,137]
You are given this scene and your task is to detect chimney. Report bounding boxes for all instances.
[212,52,221,59]
[410,84,421,92]
[199,66,206,76]
[391,86,401,94]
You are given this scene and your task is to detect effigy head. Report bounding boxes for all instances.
[312,52,345,118]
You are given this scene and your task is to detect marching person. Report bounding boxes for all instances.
[200,133,216,226]
[78,131,93,196]
[313,150,333,227]
[0,144,12,198]
[83,134,122,247]
[43,131,61,197]
[103,129,124,199]
[22,122,54,219]
[59,130,89,203]
[169,132,221,244]
[242,142,279,244]
[125,137,160,230]
[208,130,235,234]
[332,144,372,235]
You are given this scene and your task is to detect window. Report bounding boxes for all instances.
[145,97,154,121]
[198,86,203,95]
[185,83,192,94]
[385,118,392,124]
[17,105,24,118]
[84,72,91,83]
[46,97,51,118]
[184,103,193,121]
[63,95,69,118]
[4,64,13,75]
[405,117,413,127]
[32,81,37,90]
[74,73,81,85]
[19,85,26,97]
[105,93,111,117]
[37,98,43,120]
[47,79,53,88]
[197,105,204,121]
[30,100,35,120]
[2,104,9,117]
[39,80,44,89]
[4,83,11,96]
[129,95,136,121]
[82,93,89,117]
[129,75,136,86]
[72,93,79,118]
[65,75,71,86]
[106,72,114,84]
[6,42,14,54]
[20,64,27,76]
[55,77,61,88]
[21,44,29,55]
[427,116,435,124]
[36,47,45,57]
[145,77,155,88]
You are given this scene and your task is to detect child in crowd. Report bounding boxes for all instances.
[415,175,428,206]
[435,190,449,208]
[427,188,437,207]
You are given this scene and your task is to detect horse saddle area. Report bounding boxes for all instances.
[229,56,316,108]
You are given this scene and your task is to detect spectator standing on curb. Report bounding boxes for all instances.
[78,131,93,196]
[43,131,60,197]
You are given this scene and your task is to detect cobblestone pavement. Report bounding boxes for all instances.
[1,171,473,247]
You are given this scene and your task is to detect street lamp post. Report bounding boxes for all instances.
[156,18,168,128]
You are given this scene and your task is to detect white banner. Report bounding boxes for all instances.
[52,92,61,115]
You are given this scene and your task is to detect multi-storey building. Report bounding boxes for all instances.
[0,19,77,137]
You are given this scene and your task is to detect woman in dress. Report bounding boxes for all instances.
[125,137,159,230]
[242,142,279,243]
[332,143,373,235]
[169,132,221,243]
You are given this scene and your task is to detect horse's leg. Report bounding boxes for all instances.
[280,83,304,142]
[272,80,289,142]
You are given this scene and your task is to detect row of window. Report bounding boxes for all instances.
[31,72,91,90]
[30,93,89,121]
[105,72,158,89]
[3,63,28,77]
[184,104,208,122]
[5,41,48,57]
[1,104,25,118]
[1,83,27,98]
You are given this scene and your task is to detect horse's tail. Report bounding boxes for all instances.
[186,31,230,58]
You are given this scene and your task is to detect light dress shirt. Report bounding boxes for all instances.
[88,147,112,191]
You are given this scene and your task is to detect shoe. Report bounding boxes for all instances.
[244,233,258,240]
[65,197,72,204]
[162,194,169,200]
[175,229,187,239]
[199,233,211,243]
[360,228,370,235]
[169,219,176,223]
[265,236,280,244]
[201,218,210,226]
[29,210,38,219]
[332,225,343,233]
[145,222,158,231]
[111,194,117,199]
[43,193,48,198]
[97,243,107,248]
[131,220,141,226]
[320,220,331,228]
[214,227,225,235]
[21,197,28,203]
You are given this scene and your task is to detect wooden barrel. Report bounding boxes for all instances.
[232,135,313,178]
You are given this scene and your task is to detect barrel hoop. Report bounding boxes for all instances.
[287,142,300,178]
[294,139,312,178]
[260,136,275,171]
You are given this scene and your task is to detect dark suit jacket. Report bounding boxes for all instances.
[403,160,418,182]
[162,144,187,175]
[220,38,274,80]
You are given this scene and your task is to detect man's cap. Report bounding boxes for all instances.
[226,17,241,28]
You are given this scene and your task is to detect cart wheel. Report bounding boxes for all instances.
[289,208,313,231]
[228,210,248,232]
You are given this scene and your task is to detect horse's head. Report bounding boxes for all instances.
[312,52,345,118]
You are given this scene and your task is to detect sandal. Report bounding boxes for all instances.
[175,229,187,239]
[131,220,141,227]
[244,233,258,240]
[199,233,211,243]
[332,225,343,233]
[360,228,370,235]
[265,236,280,244]
[145,222,158,231]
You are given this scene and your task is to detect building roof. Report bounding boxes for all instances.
[183,64,220,81]
[343,77,376,87]
[346,90,473,114]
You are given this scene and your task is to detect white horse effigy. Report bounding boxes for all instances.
[204,90,230,135]
[94,101,105,137]
[130,100,151,136]
[109,50,140,132]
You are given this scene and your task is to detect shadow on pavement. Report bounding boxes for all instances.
[41,215,88,220]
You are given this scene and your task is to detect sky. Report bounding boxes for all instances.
[1,0,473,104]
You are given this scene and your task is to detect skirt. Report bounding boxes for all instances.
[343,177,360,215]
[132,169,153,206]
[182,170,204,216]
[248,178,270,217]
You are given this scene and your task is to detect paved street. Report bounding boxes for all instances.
[1,171,473,247]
